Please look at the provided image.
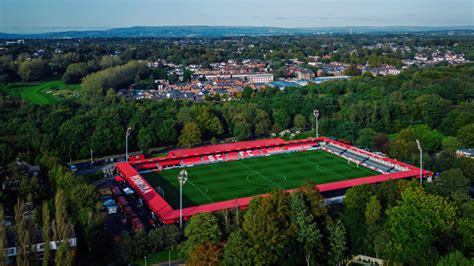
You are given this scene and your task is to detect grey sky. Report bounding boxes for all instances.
[1,0,473,33]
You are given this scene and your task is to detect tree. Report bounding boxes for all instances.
[99,55,121,69]
[42,202,51,266]
[223,230,253,265]
[457,218,474,256]
[182,68,193,82]
[327,220,347,266]
[187,243,223,265]
[289,192,322,265]
[293,114,307,130]
[148,225,181,252]
[18,58,49,82]
[335,121,360,142]
[356,128,376,149]
[196,109,224,138]
[386,186,458,265]
[0,205,5,265]
[365,195,382,256]
[372,133,389,154]
[183,212,221,258]
[54,190,74,266]
[458,123,474,147]
[272,109,291,130]
[137,126,155,152]
[178,122,202,148]
[458,157,474,184]
[415,94,451,128]
[342,185,373,254]
[343,64,362,76]
[433,169,470,206]
[62,63,88,84]
[242,191,293,265]
[442,136,462,152]
[242,87,254,99]
[410,124,443,153]
[254,109,271,136]
[81,61,146,100]
[14,197,35,266]
[436,251,473,266]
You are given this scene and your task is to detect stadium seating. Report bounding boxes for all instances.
[201,155,215,163]
[158,159,181,168]
[285,144,305,151]
[227,152,239,161]
[267,146,284,154]
[214,154,226,161]
[182,157,202,166]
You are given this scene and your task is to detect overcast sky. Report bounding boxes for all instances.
[1,0,473,33]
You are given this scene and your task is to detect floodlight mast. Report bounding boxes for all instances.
[416,139,423,184]
[125,127,132,162]
[178,169,188,229]
[313,109,320,138]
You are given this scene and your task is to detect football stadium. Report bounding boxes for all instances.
[115,137,432,224]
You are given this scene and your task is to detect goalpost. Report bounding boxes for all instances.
[156,186,165,197]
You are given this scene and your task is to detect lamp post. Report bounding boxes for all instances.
[416,139,423,184]
[313,109,320,138]
[125,127,132,162]
[178,169,188,229]
[69,143,73,165]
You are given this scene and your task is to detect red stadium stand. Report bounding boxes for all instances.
[159,159,181,168]
[227,152,239,161]
[182,157,202,166]
[267,146,284,154]
[214,154,226,161]
[251,149,263,156]
[285,144,305,151]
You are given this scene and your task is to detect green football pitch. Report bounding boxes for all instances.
[141,150,378,209]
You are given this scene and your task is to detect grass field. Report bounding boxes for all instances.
[0,80,80,104]
[142,150,377,209]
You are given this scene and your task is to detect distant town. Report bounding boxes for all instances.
[125,43,468,101]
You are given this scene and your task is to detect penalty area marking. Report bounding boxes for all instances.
[188,180,214,203]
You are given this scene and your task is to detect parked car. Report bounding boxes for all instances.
[112,187,123,197]
[69,165,77,172]
[106,205,118,214]
[102,198,117,208]
[131,217,145,232]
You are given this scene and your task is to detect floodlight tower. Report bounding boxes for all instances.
[416,139,423,184]
[178,169,188,229]
[125,127,132,162]
[313,109,320,138]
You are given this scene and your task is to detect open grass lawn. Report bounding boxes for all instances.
[142,150,377,209]
[0,80,80,104]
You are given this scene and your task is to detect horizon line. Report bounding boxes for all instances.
[1,24,473,35]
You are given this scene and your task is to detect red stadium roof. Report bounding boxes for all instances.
[168,138,286,158]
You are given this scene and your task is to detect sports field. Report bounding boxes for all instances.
[142,150,378,208]
[0,80,80,104]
